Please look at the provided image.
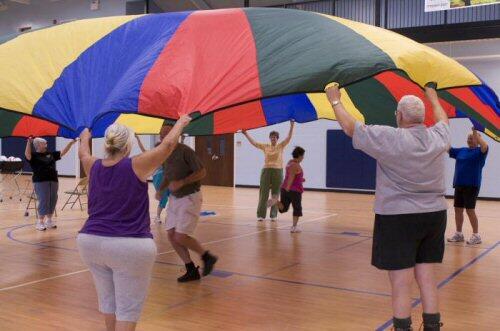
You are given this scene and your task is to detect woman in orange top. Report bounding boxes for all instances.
[242,121,294,222]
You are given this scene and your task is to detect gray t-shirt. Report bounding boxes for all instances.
[352,121,450,215]
[163,143,204,198]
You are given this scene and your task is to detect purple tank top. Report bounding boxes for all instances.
[79,158,152,238]
[282,160,304,193]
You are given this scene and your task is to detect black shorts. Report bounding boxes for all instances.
[371,210,447,270]
[279,189,303,217]
[454,186,479,209]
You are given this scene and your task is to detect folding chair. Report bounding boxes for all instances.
[61,177,88,211]
[24,189,38,218]
[24,188,59,218]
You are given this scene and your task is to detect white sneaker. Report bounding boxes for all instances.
[447,232,464,243]
[467,234,482,245]
[270,218,277,222]
[35,221,46,231]
[45,220,57,229]
[290,226,301,233]
[257,218,264,222]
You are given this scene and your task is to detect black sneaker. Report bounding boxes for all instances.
[177,266,201,283]
[202,252,218,276]
[423,322,443,331]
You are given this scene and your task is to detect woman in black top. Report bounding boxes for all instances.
[25,137,76,231]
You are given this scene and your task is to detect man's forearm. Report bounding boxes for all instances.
[425,87,449,124]
[332,103,356,137]
[182,169,206,187]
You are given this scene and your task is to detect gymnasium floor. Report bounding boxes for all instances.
[0,177,499,330]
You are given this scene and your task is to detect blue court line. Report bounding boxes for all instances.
[5,218,83,252]
[155,259,394,298]
[334,237,372,252]
[289,229,373,238]
[375,240,500,331]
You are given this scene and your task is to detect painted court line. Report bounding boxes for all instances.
[0,269,89,292]
[157,213,337,256]
[202,203,329,215]
[0,213,337,292]
[375,240,500,331]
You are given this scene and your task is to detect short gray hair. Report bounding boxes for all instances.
[33,138,47,151]
[397,95,425,124]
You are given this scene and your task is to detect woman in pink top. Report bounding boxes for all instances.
[269,146,305,233]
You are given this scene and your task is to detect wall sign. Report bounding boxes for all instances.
[425,0,500,12]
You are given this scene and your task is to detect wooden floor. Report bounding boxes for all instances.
[0,176,499,330]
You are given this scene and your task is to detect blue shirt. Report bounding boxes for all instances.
[449,147,488,188]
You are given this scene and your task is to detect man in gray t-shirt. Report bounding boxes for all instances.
[325,84,449,331]
[157,126,218,283]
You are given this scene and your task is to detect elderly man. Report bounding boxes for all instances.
[447,127,488,245]
[25,137,76,230]
[157,126,218,282]
[325,84,449,331]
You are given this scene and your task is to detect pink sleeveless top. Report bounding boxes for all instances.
[282,160,304,193]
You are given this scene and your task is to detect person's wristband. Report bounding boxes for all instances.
[331,100,341,107]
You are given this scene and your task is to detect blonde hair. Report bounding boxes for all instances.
[33,138,47,152]
[397,95,425,124]
[104,123,132,156]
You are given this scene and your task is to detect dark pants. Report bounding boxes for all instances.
[34,181,58,216]
[453,186,479,209]
[372,210,447,270]
[279,189,303,217]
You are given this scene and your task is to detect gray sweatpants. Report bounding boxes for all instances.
[33,181,58,216]
[76,233,157,322]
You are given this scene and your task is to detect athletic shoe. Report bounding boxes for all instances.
[422,322,443,331]
[153,216,162,224]
[257,218,264,222]
[270,218,277,222]
[290,226,301,233]
[446,232,464,243]
[177,266,201,283]
[35,221,46,231]
[201,251,218,276]
[466,234,482,245]
[45,220,57,229]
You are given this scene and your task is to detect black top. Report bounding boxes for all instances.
[28,151,61,182]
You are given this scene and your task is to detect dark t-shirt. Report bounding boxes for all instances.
[28,151,61,182]
[163,144,204,198]
[449,147,488,188]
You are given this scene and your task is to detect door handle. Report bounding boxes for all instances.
[211,155,219,161]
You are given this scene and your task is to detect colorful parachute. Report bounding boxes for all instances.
[0,8,498,139]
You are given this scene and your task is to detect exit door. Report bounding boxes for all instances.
[195,135,234,187]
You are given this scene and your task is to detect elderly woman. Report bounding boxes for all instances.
[76,116,190,331]
[25,137,76,231]
[242,120,294,222]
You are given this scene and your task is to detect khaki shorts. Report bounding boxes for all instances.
[166,191,202,235]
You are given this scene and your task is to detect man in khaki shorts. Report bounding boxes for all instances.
[157,126,218,282]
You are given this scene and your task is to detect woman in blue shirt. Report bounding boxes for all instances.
[447,128,488,245]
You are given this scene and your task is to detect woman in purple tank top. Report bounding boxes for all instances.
[268,146,306,233]
[76,115,191,331]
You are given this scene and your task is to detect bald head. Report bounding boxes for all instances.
[397,95,425,126]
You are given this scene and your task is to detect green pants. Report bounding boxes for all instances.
[257,168,283,219]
